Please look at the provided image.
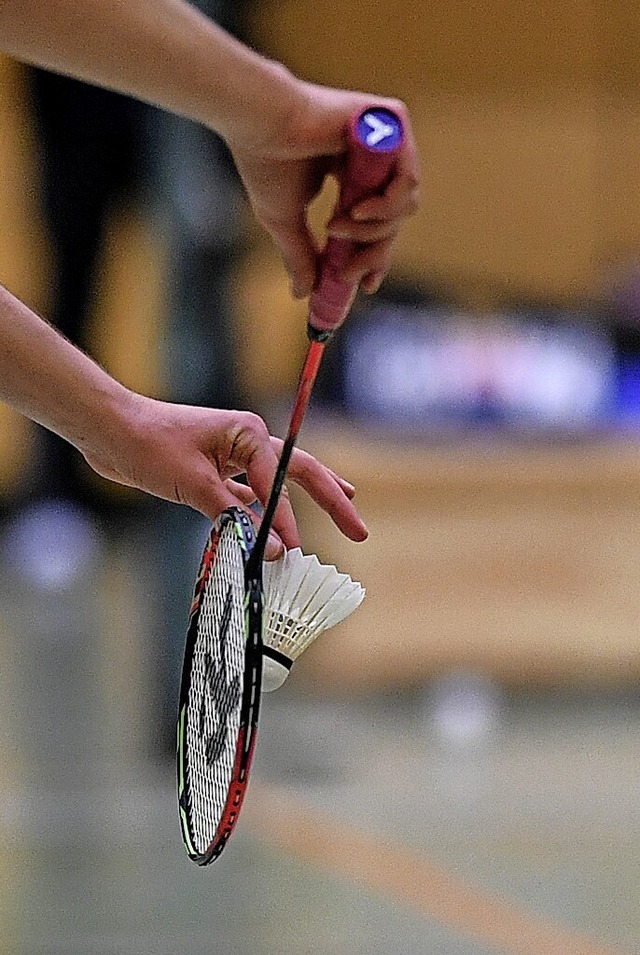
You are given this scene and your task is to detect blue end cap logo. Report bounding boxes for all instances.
[356,108,404,152]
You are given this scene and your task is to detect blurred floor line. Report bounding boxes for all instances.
[244,781,631,955]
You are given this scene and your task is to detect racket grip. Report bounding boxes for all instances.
[308,106,405,340]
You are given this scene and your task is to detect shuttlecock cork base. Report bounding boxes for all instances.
[261,548,365,691]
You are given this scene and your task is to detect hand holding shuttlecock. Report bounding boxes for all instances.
[260,548,365,692]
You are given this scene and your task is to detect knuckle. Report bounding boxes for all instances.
[238,410,268,437]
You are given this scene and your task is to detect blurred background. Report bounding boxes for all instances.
[1,1,640,953]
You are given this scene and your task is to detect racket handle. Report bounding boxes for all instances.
[308,106,405,340]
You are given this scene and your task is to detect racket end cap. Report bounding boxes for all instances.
[353,107,404,153]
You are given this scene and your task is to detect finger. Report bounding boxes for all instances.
[267,217,319,299]
[242,444,301,550]
[342,237,396,287]
[224,479,259,505]
[349,133,420,224]
[350,174,420,225]
[223,479,282,558]
[178,455,242,522]
[271,435,356,500]
[223,480,279,550]
[224,480,285,559]
[264,528,285,560]
[329,171,418,236]
[267,480,301,550]
[361,271,385,295]
[329,471,356,499]
[285,445,368,542]
[326,218,400,244]
[224,413,302,548]
[180,463,285,559]
[269,439,356,502]
[254,520,285,561]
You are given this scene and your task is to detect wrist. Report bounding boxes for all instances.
[206,54,305,151]
[44,356,147,468]
[58,373,138,462]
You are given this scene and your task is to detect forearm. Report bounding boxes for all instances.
[0,0,298,144]
[0,284,132,456]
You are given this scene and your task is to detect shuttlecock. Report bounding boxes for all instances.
[261,548,365,691]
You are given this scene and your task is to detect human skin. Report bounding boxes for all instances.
[0,0,419,549]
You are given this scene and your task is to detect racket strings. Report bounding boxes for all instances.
[184,525,246,854]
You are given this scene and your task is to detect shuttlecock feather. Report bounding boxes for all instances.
[261,548,365,691]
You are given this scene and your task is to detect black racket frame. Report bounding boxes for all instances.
[177,506,263,866]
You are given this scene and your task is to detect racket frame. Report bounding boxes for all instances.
[177,507,263,866]
[177,106,404,865]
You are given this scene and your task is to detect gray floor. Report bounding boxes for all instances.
[0,507,639,955]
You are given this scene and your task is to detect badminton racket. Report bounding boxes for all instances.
[177,106,404,865]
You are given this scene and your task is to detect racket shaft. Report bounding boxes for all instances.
[250,108,404,564]
[249,340,325,569]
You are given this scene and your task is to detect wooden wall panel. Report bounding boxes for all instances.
[594,0,640,95]
[594,105,640,275]
[291,432,640,693]
[392,96,598,300]
[252,0,597,97]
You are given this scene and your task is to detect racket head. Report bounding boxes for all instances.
[177,506,263,865]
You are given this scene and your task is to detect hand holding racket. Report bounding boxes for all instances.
[177,107,405,865]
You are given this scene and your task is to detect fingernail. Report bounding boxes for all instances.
[265,531,284,561]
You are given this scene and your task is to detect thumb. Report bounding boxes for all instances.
[179,459,238,523]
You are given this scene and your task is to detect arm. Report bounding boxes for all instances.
[0,285,368,553]
[0,0,293,143]
[0,0,419,296]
